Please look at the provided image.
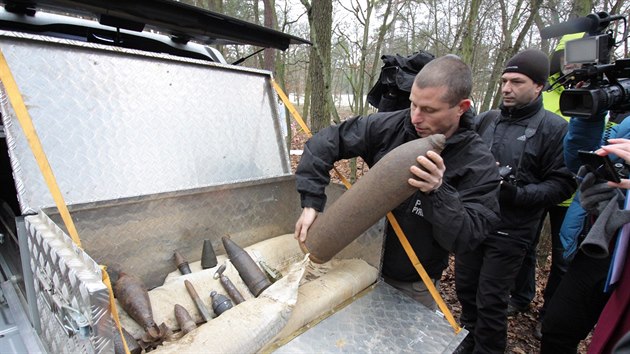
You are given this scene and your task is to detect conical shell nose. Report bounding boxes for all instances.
[201,239,218,269]
[221,236,271,296]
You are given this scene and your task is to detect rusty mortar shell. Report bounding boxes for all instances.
[221,237,272,297]
[174,304,197,335]
[184,280,213,322]
[210,290,233,316]
[201,239,218,269]
[113,325,141,354]
[214,263,245,304]
[113,271,157,333]
[174,251,192,275]
[300,134,446,263]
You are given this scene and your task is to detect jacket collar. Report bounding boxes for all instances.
[499,95,543,120]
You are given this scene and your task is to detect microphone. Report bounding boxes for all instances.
[540,14,600,39]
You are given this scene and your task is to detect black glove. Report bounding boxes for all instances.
[499,181,517,204]
[578,165,618,216]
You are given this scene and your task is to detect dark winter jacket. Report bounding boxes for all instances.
[474,96,576,244]
[295,108,501,281]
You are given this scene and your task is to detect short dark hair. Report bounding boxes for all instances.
[413,54,472,107]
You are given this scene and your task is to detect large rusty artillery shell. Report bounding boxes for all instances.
[222,237,272,297]
[174,304,197,335]
[201,239,218,269]
[300,134,446,263]
[214,263,245,304]
[113,271,160,337]
[174,251,192,275]
[184,280,213,322]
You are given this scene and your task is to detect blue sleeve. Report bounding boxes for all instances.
[564,117,605,174]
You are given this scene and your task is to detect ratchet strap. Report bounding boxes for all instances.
[271,78,460,333]
[0,49,132,354]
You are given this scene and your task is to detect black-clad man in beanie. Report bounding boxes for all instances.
[453,49,576,353]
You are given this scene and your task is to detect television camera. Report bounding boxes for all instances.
[541,12,629,118]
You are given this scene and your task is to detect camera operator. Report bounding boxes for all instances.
[454,49,576,354]
[540,107,630,353]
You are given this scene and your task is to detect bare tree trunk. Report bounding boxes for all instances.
[263,0,277,72]
[458,0,482,64]
[301,0,334,132]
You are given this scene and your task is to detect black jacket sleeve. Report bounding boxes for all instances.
[295,114,376,211]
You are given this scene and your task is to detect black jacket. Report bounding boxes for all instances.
[296,108,501,281]
[474,96,576,243]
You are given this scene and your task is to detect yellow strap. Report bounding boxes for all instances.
[271,78,460,333]
[0,48,130,353]
[102,266,131,354]
[0,49,82,248]
[270,79,351,188]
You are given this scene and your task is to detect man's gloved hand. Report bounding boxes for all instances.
[499,181,517,204]
[580,193,630,258]
[578,165,618,216]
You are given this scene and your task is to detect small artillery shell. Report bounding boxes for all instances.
[201,239,218,269]
[300,134,446,263]
[174,304,197,335]
[113,272,156,331]
[184,280,212,322]
[219,274,245,304]
[174,251,192,275]
[210,290,233,316]
[222,237,272,297]
[214,263,245,304]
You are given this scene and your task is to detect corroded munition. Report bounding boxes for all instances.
[210,290,233,316]
[114,271,159,335]
[113,326,141,354]
[201,239,218,269]
[174,251,192,275]
[222,236,272,296]
[174,304,197,335]
[214,263,246,304]
[184,280,213,322]
[114,271,170,349]
[300,134,446,263]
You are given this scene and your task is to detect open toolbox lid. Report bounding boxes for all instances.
[1,30,292,213]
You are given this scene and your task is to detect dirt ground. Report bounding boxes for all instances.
[289,121,591,353]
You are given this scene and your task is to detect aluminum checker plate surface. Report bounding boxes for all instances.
[275,281,467,353]
[0,31,290,214]
[25,211,113,354]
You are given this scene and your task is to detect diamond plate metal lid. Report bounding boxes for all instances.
[1,32,291,213]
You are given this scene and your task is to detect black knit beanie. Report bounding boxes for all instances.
[503,49,550,85]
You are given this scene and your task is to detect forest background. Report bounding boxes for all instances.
[180,0,628,134]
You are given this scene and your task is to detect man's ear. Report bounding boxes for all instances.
[458,99,472,115]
